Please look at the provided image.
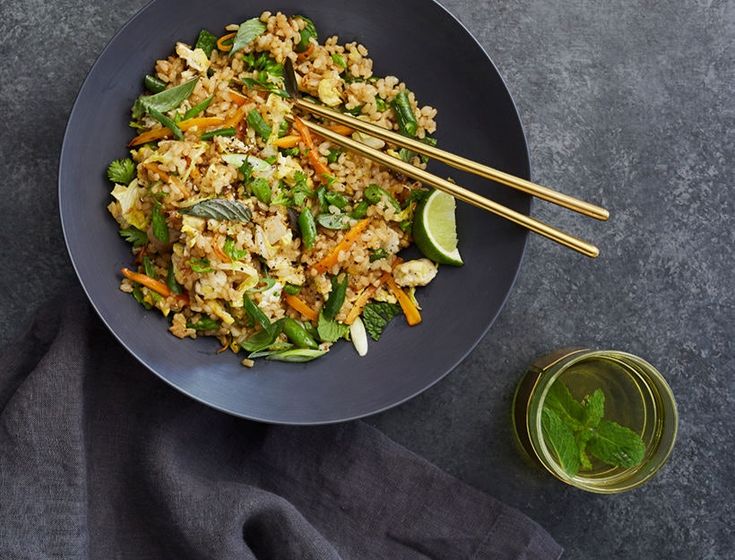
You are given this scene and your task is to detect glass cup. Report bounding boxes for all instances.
[512,348,678,493]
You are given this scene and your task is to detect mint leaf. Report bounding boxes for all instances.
[362,302,401,341]
[317,313,349,343]
[544,381,585,430]
[587,420,646,469]
[541,408,581,476]
[582,389,605,428]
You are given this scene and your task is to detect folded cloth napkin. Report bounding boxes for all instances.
[0,288,561,560]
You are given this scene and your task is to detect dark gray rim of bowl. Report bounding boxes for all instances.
[58,0,532,425]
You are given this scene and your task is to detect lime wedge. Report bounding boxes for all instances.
[412,190,463,266]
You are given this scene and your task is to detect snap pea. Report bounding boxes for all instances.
[144,74,167,94]
[299,208,317,249]
[282,318,319,349]
[391,90,418,137]
[323,274,348,320]
[200,127,236,140]
[247,109,272,139]
[148,107,183,140]
[243,294,271,331]
[183,95,214,120]
[350,200,369,219]
[324,191,348,209]
[250,177,272,204]
[364,184,401,211]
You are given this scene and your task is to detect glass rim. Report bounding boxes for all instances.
[531,349,679,493]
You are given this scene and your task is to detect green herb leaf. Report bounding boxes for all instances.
[194,29,218,57]
[361,302,401,341]
[317,213,350,230]
[107,158,136,184]
[326,147,342,164]
[294,15,317,53]
[364,184,401,211]
[266,348,327,362]
[247,109,272,139]
[166,265,182,295]
[582,389,605,429]
[187,317,220,331]
[587,420,646,469]
[369,248,388,262]
[283,283,301,295]
[331,53,346,68]
[544,381,585,431]
[231,18,266,56]
[241,77,289,99]
[119,226,147,247]
[144,74,167,94]
[148,107,183,140]
[181,199,252,222]
[317,312,349,343]
[132,77,199,119]
[189,258,213,273]
[143,255,156,278]
[131,286,152,309]
[250,177,272,204]
[242,321,283,353]
[223,237,248,261]
[541,408,581,476]
[151,204,169,243]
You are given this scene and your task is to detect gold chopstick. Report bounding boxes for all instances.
[293,97,609,222]
[289,116,600,258]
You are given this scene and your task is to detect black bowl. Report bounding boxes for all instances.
[59,0,530,424]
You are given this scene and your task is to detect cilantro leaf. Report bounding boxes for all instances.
[317,312,349,343]
[119,226,147,247]
[361,302,401,341]
[541,408,581,477]
[107,158,135,184]
[587,420,646,469]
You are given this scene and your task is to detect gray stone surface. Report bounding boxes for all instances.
[1,0,733,558]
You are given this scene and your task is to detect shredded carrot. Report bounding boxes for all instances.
[217,32,236,52]
[179,116,225,131]
[142,162,170,181]
[328,124,354,136]
[297,42,315,60]
[211,239,231,263]
[313,219,371,274]
[293,117,331,179]
[227,89,248,106]
[384,274,422,326]
[129,127,171,146]
[121,268,171,298]
[222,105,248,129]
[345,285,378,325]
[285,294,319,322]
[273,135,301,148]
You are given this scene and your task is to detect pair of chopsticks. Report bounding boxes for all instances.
[283,61,607,258]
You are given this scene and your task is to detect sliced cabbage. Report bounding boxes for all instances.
[317,77,342,107]
[352,131,385,150]
[176,42,210,72]
[221,154,273,177]
[207,300,235,325]
[111,179,147,230]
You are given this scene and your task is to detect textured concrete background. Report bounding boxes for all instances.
[1,0,733,558]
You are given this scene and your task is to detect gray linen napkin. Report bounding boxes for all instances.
[0,289,562,559]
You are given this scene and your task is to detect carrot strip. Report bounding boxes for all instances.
[142,162,170,181]
[179,116,225,131]
[227,89,248,106]
[313,218,371,274]
[217,32,236,52]
[285,294,319,322]
[211,238,231,263]
[129,127,171,146]
[297,43,314,60]
[121,268,171,298]
[293,117,332,179]
[384,274,422,326]
[222,106,248,129]
[345,285,378,325]
[328,124,353,136]
[273,135,301,148]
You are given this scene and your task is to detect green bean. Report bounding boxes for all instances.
[243,294,271,330]
[391,90,418,137]
[299,208,317,249]
[186,317,220,331]
[166,265,182,294]
[148,107,183,140]
[350,200,369,219]
[247,109,272,139]
[183,95,214,120]
[323,274,348,320]
[283,283,302,295]
[144,74,167,93]
[199,127,236,140]
[282,318,319,349]
[143,256,156,278]
[250,177,272,204]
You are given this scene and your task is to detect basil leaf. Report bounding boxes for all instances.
[181,199,252,222]
[194,29,218,57]
[231,18,266,56]
[541,408,581,477]
[317,213,350,230]
[119,226,147,247]
[587,420,646,469]
[266,348,327,362]
[242,323,283,353]
[361,302,400,341]
[132,78,199,119]
[151,204,169,243]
